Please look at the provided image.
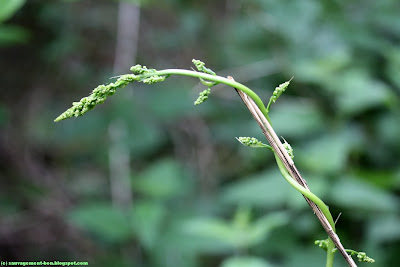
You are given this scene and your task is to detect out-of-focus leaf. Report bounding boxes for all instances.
[296,127,363,174]
[182,208,288,250]
[284,246,326,267]
[166,220,232,254]
[132,202,165,246]
[245,212,289,247]
[132,158,191,199]
[0,0,25,22]
[292,52,351,85]
[329,176,398,213]
[181,218,236,249]
[367,215,400,244]
[353,169,400,190]
[107,91,167,157]
[0,25,29,45]
[0,104,10,126]
[384,48,400,88]
[376,112,400,152]
[68,203,132,243]
[297,134,348,174]
[334,69,393,115]
[269,98,325,138]
[144,83,196,120]
[220,169,304,208]
[220,256,274,267]
[130,200,165,249]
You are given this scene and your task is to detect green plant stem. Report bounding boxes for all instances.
[326,239,335,267]
[274,153,336,267]
[162,68,337,266]
[151,69,271,121]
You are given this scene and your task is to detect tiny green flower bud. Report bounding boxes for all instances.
[314,239,329,251]
[282,138,294,159]
[356,252,375,263]
[142,75,166,84]
[266,78,293,113]
[194,88,211,105]
[192,59,216,75]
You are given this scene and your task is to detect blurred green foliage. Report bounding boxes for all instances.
[1,0,400,266]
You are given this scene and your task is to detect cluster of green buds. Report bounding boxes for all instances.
[55,64,168,122]
[192,59,216,75]
[194,88,211,105]
[355,252,375,263]
[266,77,293,112]
[282,138,294,159]
[54,74,139,122]
[236,137,271,148]
[315,239,375,263]
[130,64,168,84]
[315,239,329,250]
[192,59,218,105]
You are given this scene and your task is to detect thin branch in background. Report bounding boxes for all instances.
[108,119,132,210]
[113,2,141,74]
[109,2,141,210]
[109,2,142,265]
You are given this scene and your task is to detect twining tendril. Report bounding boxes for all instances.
[266,77,293,112]
[315,239,375,263]
[236,137,272,149]
[191,59,219,105]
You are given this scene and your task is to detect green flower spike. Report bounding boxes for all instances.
[55,64,170,122]
[194,88,211,105]
[54,74,139,122]
[236,137,271,149]
[266,77,293,112]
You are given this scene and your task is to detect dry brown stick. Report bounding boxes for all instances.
[228,76,357,267]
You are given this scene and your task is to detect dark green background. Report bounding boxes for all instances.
[1,0,399,266]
